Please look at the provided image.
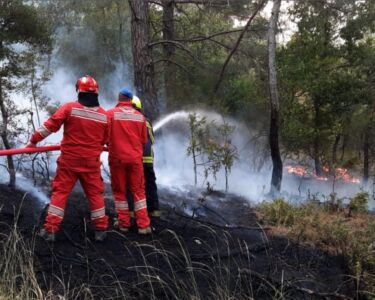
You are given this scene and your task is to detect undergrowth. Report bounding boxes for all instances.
[257,193,375,298]
[0,215,275,299]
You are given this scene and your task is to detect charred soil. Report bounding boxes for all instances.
[0,184,358,299]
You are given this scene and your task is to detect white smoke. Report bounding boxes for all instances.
[153,110,272,200]
[0,168,49,204]
[2,66,374,210]
[153,110,375,210]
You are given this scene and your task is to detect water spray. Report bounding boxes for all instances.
[153,110,228,132]
[153,111,191,132]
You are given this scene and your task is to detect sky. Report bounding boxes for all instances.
[234,0,298,43]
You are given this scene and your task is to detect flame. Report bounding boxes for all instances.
[285,165,360,184]
[286,166,306,177]
[334,167,361,184]
[314,175,329,181]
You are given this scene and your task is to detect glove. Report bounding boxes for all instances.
[25,141,37,148]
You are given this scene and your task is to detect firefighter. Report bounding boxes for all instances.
[26,75,109,242]
[107,88,151,234]
[131,96,160,217]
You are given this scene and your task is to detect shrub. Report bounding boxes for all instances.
[323,193,344,213]
[257,198,375,296]
[348,191,369,214]
[257,198,297,227]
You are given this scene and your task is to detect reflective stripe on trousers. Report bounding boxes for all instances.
[44,164,108,233]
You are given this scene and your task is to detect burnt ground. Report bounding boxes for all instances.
[0,183,358,299]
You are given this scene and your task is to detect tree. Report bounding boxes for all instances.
[129,0,159,120]
[268,0,282,195]
[0,0,51,187]
[207,121,238,192]
[187,112,207,186]
[43,0,132,100]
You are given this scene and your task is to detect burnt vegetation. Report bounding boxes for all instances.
[0,184,369,299]
[1,0,375,299]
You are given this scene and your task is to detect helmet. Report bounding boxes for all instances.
[76,75,99,94]
[119,87,133,99]
[132,95,142,110]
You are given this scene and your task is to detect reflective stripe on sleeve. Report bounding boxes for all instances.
[48,204,64,218]
[134,199,147,211]
[38,125,52,138]
[91,207,106,220]
[143,156,154,164]
[147,123,155,144]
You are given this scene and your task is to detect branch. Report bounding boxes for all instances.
[173,209,269,231]
[155,27,264,45]
[213,0,266,92]
[148,0,165,7]
[175,0,230,5]
[149,40,205,66]
[154,59,190,74]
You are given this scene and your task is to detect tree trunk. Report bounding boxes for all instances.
[363,128,370,186]
[0,77,16,188]
[331,134,340,166]
[162,0,175,111]
[128,0,159,120]
[116,0,126,67]
[268,0,282,195]
[340,134,347,161]
[363,108,374,186]
[313,100,323,176]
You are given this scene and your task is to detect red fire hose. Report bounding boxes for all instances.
[0,145,109,156]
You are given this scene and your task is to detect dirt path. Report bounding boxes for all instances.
[0,184,356,299]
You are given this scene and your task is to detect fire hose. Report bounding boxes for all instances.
[0,145,109,156]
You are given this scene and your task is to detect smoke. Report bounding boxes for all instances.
[153,110,271,200]
[0,170,49,204]
[152,110,373,208]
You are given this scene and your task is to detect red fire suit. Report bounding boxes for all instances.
[107,102,150,229]
[29,101,108,233]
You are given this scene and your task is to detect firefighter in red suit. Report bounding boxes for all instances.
[26,75,109,242]
[107,88,151,234]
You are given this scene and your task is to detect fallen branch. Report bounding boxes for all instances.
[293,286,354,300]
[240,268,354,300]
[173,209,269,231]
[190,243,266,260]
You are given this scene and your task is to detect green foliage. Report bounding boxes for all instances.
[204,121,238,191]
[0,0,52,77]
[323,193,344,213]
[349,192,369,214]
[186,113,238,191]
[257,198,297,227]
[0,0,52,186]
[41,0,132,99]
[187,112,208,187]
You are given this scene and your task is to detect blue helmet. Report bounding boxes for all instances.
[119,87,133,99]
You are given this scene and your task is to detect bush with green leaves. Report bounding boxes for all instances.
[348,191,369,214]
[257,198,297,227]
[323,193,344,213]
[187,113,238,191]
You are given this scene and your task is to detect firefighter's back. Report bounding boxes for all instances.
[107,102,147,164]
[61,101,107,160]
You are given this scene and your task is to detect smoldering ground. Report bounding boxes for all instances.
[0,183,359,299]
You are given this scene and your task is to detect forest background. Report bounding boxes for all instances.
[0,0,374,197]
